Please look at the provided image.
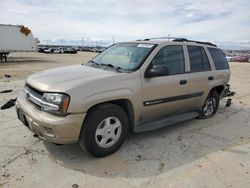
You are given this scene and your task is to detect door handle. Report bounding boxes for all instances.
[180,80,187,85]
[208,76,214,80]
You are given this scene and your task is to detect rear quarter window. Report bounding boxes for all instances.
[208,48,229,70]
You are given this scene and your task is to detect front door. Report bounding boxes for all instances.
[141,45,190,122]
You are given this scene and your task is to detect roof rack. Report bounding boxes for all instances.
[137,37,217,47]
[172,38,217,47]
[141,37,187,41]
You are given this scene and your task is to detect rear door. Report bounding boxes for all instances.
[185,45,213,108]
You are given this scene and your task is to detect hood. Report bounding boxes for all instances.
[27,64,118,92]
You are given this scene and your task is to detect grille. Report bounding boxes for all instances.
[24,84,44,110]
[26,84,44,96]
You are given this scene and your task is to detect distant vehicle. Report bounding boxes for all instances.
[231,55,249,62]
[63,48,77,54]
[38,47,47,53]
[89,48,99,52]
[226,56,232,62]
[74,47,80,51]
[44,48,55,54]
[0,24,38,61]
[54,48,64,54]
[85,47,92,52]
[97,48,106,53]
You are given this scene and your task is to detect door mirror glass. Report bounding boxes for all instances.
[145,64,169,78]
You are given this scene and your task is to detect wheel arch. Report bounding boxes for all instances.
[201,84,225,106]
[84,99,135,132]
[210,85,225,97]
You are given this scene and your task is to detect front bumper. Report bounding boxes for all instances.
[221,84,235,98]
[16,91,86,144]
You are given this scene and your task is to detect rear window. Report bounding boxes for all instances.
[187,46,210,72]
[208,48,229,70]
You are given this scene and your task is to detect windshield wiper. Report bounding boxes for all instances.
[100,63,122,72]
[88,60,100,67]
[87,61,122,72]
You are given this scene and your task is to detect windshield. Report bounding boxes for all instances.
[91,43,155,71]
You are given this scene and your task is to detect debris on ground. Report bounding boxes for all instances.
[0,89,13,93]
[226,98,232,107]
[0,98,17,110]
[72,184,79,188]
[4,74,11,78]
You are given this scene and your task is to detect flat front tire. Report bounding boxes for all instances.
[79,103,129,157]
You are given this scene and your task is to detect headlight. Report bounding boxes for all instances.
[41,93,70,115]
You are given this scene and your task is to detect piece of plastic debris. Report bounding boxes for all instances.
[0,89,13,93]
[72,184,79,188]
[4,74,11,78]
[227,91,236,97]
[225,98,232,107]
[0,98,17,110]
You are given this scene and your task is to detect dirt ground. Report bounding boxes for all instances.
[0,52,250,188]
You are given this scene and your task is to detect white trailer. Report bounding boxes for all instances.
[0,24,38,61]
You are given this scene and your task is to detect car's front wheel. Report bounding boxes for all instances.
[199,91,220,119]
[79,103,129,157]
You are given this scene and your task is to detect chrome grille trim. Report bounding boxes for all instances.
[24,86,42,107]
[24,85,59,110]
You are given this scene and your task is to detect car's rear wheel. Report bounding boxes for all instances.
[199,91,220,119]
[79,103,129,157]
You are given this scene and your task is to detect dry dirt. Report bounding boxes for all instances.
[0,52,250,188]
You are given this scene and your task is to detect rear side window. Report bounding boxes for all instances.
[152,45,185,75]
[208,48,229,70]
[187,46,210,72]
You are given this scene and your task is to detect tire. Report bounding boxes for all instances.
[199,91,220,119]
[79,103,129,157]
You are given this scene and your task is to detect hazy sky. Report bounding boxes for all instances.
[0,0,249,48]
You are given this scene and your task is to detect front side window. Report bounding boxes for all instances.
[91,43,155,71]
[208,48,229,70]
[187,46,210,72]
[152,45,185,75]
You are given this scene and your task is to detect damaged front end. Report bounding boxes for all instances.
[221,84,236,107]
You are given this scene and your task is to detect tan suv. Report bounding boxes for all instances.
[16,38,230,157]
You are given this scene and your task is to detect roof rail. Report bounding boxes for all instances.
[136,37,217,47]
[173,38,217,47]
[142,37,188,41]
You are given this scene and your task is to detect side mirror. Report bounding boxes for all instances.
[145,64,169,78]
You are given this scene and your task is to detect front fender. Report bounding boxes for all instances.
[82,88,135,111]
[76,88,142,123]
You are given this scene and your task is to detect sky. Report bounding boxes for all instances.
[0,0,250,49]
